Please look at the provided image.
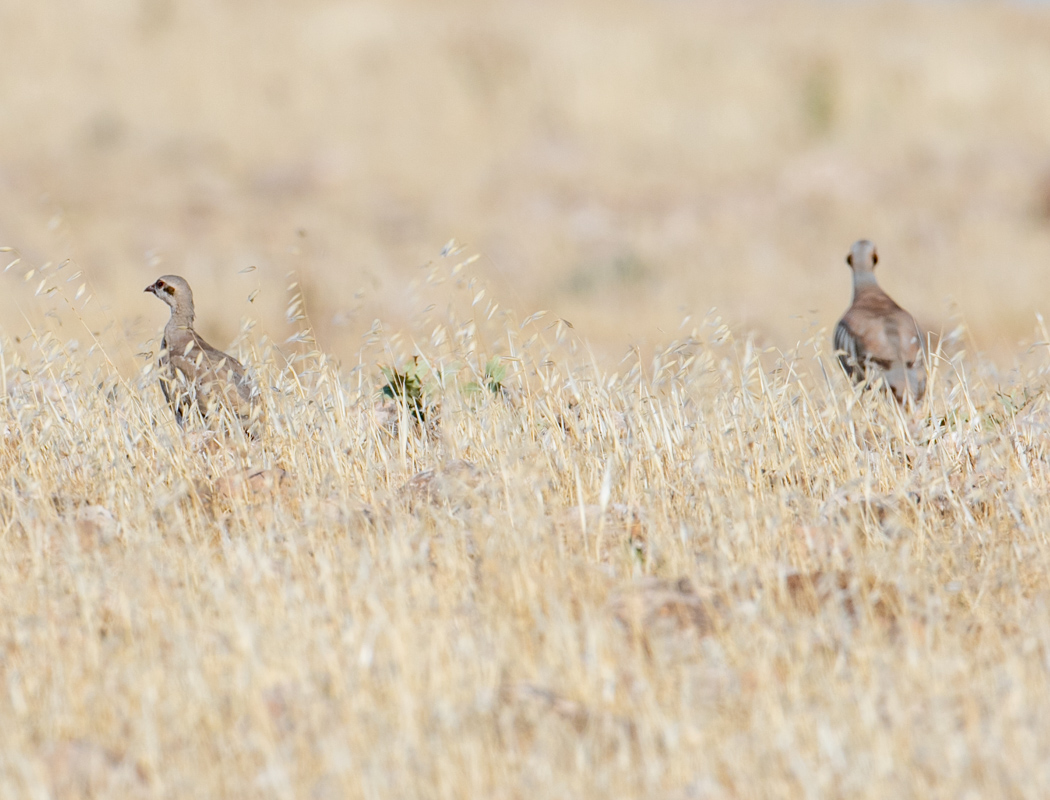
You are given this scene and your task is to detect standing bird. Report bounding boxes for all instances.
[145,275,257,430]
[834,240,926,404]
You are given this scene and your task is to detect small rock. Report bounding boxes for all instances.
[609,576,717,639]
[400,459,486,509]
[40,739,147,798]
[214,467,290,502]
[74,505,119,548]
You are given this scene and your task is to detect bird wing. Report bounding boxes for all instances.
[841,290,905,369]
[833,318,861,376]
[163,328,255,420]
[157,334,189,425]
[888,307,924,367]
[883,307,926,402]
[837,287,926,402]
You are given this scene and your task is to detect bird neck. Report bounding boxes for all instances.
[168,305,195,328]
[852,271,879,298]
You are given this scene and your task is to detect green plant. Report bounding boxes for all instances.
[463,356,506,398]
[381,356,429,423]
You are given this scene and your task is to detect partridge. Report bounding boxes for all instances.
[834,240,926,404]
[145,275,257,429]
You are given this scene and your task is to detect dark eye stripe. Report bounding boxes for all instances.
[164,285,175,295]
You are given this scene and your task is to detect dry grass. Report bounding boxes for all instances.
[5,0,1050,797]
[3,246,1050,798]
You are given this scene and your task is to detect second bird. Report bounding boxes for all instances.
[834,240,926,404]
[145,275,257,431]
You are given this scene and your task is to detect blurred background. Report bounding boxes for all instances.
[2,0,1050,368]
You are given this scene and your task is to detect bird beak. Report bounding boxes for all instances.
[144,283,156,294]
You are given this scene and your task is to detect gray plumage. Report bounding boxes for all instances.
[834,240,926,404]
[145,275,257,429]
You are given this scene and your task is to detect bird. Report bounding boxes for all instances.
[145,275,257,431]
[834,240,926,404]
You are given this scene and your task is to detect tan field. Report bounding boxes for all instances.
[4,0,1050,797]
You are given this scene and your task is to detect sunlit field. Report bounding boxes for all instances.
[4,0,1050,797]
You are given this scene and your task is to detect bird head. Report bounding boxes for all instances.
[145,275,194,319]
[846,240,878,272]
